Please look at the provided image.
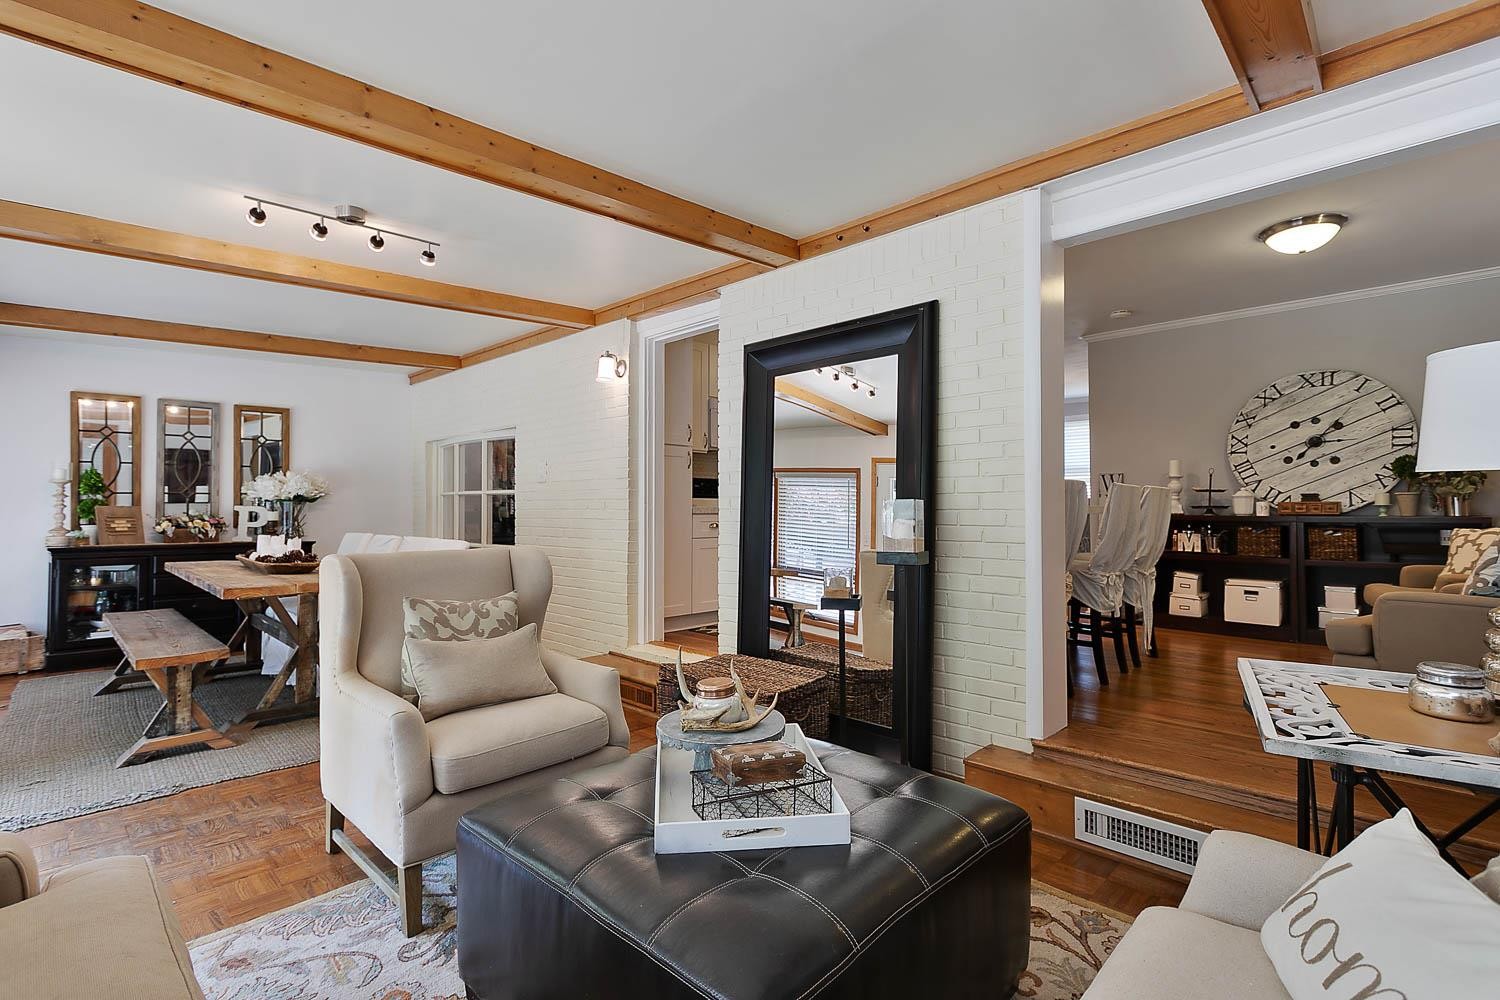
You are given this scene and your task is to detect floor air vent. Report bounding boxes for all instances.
[1074,798,1206,875]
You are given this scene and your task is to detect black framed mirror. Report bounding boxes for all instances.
[738,301,936,770]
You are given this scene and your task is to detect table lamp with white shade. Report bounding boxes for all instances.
[1416,341,1500,709]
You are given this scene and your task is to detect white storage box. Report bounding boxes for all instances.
[1224,579,1283,627]
[654,723,850,854]
[1323,585,1359,614]
[1318,606,1361,629]
[1172,571,1203,594]
[1168,593,1208,618]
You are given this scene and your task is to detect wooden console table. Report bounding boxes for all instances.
[1154,513,1490,644]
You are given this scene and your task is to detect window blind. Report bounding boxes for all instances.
[774,471,857,605]
[1064,415,1091,492]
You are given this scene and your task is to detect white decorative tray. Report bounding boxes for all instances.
[653,723,851,854]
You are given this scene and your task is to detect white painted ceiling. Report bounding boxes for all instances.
[775,356,899,430]
[1311,0,1464,50]
[1064,128,1500,399]
[0,0,1471,367]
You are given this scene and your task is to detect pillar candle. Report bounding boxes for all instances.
[1167,459,1182,477]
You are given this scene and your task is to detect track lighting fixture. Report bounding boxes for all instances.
[831,371,840,381]
[868,388,876,397]
[240,195,441,264]
[850,380,860,391]
[804,363,878,398]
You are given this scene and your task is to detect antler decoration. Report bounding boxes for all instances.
[676,651,778,732]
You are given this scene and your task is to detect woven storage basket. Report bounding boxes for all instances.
[0,624,44,675]
[658,654,831,739]
[771,643,894,729]
[1308,525,1360,561]
[1235,526,1283,557]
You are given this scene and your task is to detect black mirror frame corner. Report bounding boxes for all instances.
[736,300,937,770]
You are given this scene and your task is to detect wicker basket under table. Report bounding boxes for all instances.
[771,643,894,729]
[657,654,831,740]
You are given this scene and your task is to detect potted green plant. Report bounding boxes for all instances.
[1386,454,1423,517]
[1425,470,1488,516]
[75,468,108,543]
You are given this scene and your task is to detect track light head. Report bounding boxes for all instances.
[850,380,860,391]
[246,202,267,227]
[868,388,876,398]
[420,245,437,267]
[368,231,386,252]
[309,218,328,241]
[831,371,839,381]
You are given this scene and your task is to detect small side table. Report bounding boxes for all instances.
[820,595,863,742]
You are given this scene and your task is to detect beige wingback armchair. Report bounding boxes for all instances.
[1324,564,1500,672]
[319,546,631,935]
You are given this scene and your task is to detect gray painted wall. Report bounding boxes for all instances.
[1088,276,1500,517]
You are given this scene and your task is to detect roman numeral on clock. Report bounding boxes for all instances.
[1229,434,1248,456]
[1376,393,1402,412]
[1234,410,1257,429]
[1299,371,1336,388]
[1258,484,1286,503]
[1347,489,1366,507]
[1390,423,1415,448]
[1256,385,1283,406]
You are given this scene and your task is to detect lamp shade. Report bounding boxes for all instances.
[1416,340,1500,472]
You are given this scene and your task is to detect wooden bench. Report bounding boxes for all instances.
[101,609,237,767]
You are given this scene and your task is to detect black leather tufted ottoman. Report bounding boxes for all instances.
[456,743,1031,999]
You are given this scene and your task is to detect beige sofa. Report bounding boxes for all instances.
[1324,564,1500,672]
[1082,830,1323,999]
[0,834,205,999]
[319,546,631,935]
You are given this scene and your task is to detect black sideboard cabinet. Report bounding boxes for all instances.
[1153,513,1492,645]
[45,540,254,670]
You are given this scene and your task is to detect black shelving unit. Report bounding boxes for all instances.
[45,540,254,670]
[1154,513,1490,645]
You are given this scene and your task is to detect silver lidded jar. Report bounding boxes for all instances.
[1407,661,1496,724]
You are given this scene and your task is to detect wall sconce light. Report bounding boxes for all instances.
[596,350,627,382]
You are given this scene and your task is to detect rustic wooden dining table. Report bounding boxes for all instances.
[165,559,320,738]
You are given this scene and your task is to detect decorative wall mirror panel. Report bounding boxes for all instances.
[158,399,219,517]
[70,391,141,528]
[739,301,936,770]
[232,404,291,503]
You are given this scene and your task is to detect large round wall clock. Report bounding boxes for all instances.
[1226,370,1417,510]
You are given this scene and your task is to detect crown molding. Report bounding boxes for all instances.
[1080,264,1500,344]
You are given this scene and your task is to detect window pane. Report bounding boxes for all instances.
[461,494,482,544]
[774,472,858,577]
[490,494,516,546]
[490,439,515,491]
[461,441,483,491]
[440,444,455,493]
[1064,415,1090,492]
[441,495,455,538]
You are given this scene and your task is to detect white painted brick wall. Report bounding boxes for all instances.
[716,196,1032,774]
[409,321,633,658]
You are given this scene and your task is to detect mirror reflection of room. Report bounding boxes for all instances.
[770,356,897,740]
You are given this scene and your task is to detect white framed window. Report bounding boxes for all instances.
[432,436,516,545]
[1064,413,1090,493]
[773,469,858,620]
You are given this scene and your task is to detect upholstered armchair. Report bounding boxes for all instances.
[1324,568,1500,672]
[319,546,631,935]
[0,834,206,999]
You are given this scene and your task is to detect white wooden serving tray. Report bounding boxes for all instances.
[654,723,851,854]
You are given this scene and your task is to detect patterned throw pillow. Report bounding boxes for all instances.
[1462,544,1500,596]
[1442,527,1500,578]
[400,591,521,692]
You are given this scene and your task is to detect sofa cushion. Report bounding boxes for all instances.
[1261,809,1500,999]
[405,624,558,721]
[1082,906,1288,1000]
[1,855,205,1000]
[426,692,609,795]
[401,590,521,693]
[1442,527,1500,577]
[1463,543,1500,596]
[1322,615,1373,657]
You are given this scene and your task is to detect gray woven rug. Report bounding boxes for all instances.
[0,669,318,831]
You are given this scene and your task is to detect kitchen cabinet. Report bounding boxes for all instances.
[664,340,695,448]
[691,337,718,453]
[691,536,718,614]
[663,444,693,617]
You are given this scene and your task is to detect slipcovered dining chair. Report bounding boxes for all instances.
[1121,485,1172,663]
[319,546,630,935]
[1068,484,1143,685]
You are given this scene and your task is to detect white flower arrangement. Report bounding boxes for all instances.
[243,470,330,503]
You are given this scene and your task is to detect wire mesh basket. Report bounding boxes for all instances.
[691,764,834,821]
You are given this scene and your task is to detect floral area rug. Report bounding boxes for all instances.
[189,856,1129,1000]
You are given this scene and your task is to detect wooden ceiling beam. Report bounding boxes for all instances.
[0,199,595,327]
[0,302,461,369]
[0,0,799,267]
[1201,1,1322,112]
[774,379,888,436]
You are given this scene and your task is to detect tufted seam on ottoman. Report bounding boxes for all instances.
[898,792,989,845]
[850,832,929,889]
[715,853,860,950]
[559,776,604,799]
[604,775,655,798]
[645,878,745,947]
[569,834,654,888]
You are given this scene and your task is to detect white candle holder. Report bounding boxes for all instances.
[45,471,70,546]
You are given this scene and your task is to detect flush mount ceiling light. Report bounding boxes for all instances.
[241,195,442,265]
[1257,213,1348,255]
[596,350,627,382]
